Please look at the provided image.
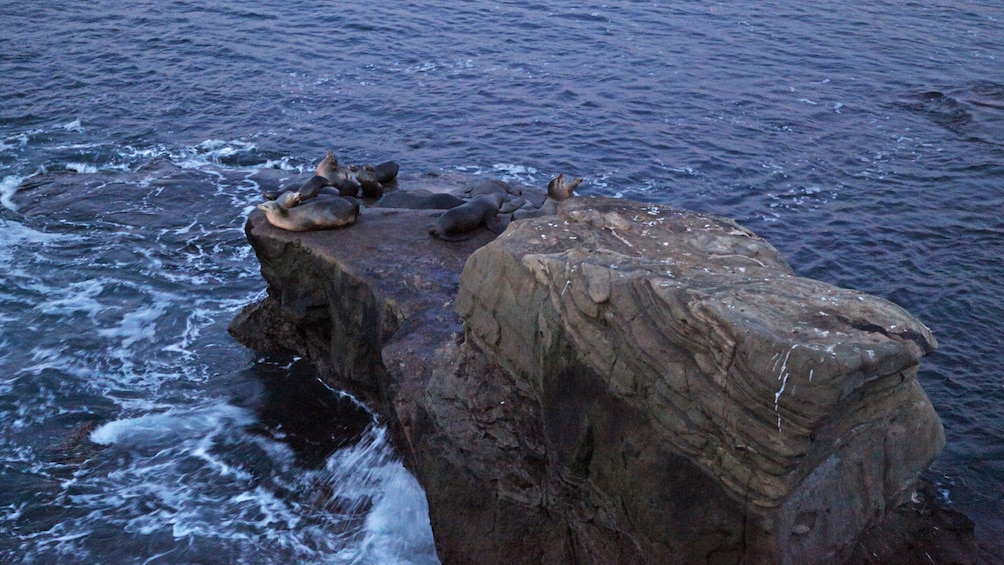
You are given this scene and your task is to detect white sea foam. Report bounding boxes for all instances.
[61,118,84,132]
[328,427,439,564]
[97,301,167,350]
[355,466,439,564]
[77,409,437,563]
[0,216,71,250]
[260,156,301,172]
[89,404,254,446]
[29,278,108,319]
[173,139,258,169]
[0,175,26,211]
[114,139,280,175]
[492,162,539,184]
[65,162,100,174]
[0,132,30,153]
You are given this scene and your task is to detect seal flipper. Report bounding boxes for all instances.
[486,214,508,234]
[427,222,475,242]
[498,196,526,215]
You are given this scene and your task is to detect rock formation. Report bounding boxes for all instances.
[230,192,966,563]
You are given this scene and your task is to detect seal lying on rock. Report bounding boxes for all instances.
[352,165,384,199]
[262,174,330,203]
[298,176,332,200]
[351,161,401,199]
[370,160,400,184]
[257,196,359,232]
[513,173,582,220]
[264,151,401,200]
[465,179,520,198]
[376,189,465,210]
[317,152,363,197]
[428,193,504,241]
[261,151,344,201]
[316,150,400,198]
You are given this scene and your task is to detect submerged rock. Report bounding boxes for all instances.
[230,193,971,563]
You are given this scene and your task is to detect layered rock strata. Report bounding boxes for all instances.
[230,194,949,563]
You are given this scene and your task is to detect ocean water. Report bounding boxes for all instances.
[1,0,1002,561]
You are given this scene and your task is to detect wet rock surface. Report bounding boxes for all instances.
[230,191,976,564]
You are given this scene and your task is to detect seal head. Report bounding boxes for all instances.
[512,173,583,220]
[315,150,339,179]
[547,172,582,201]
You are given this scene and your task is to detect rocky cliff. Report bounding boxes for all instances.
[230,191,969,563]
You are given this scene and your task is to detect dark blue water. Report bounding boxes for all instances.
[2,0,1002,561]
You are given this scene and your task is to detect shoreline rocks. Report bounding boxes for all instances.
[229,191,975,563]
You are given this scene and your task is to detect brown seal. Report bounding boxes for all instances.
[547,172,582,200]
[257,196,359,232]
[512,173,582,220]
[314,150,361,197]
[314,149,339,180]
[353,165,384,199]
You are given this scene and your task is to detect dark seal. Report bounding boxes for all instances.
[428,193,504,241]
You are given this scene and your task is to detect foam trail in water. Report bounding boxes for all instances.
[62,118,84,132]
[89,404,255,446]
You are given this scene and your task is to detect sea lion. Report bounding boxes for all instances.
[276,190,302,208]
[296,174,333,200]
[328,173,362,197]
[547,172,582,200]
[353,165,384,199]
[314,149,340,180]
[351,161,401,198]
[428,193,504,241]
[262,189,302,207]
[376,189,465,210]
[371,161,400,184]
[261,175,328,203]
[257,196,359,232]
[466,179,520,198]
[315,150,361,197]
[512,173,582,220]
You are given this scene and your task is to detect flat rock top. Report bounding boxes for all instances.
[247,205,498,326]
[496,195,937,377]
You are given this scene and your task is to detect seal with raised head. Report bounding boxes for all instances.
[261,151,345,201]
[547,172,582,200]
[428,193,504,241]
[314,149,361,197]
[314,149,339,180]
[513,172,583,220]
[257,196,360,232]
